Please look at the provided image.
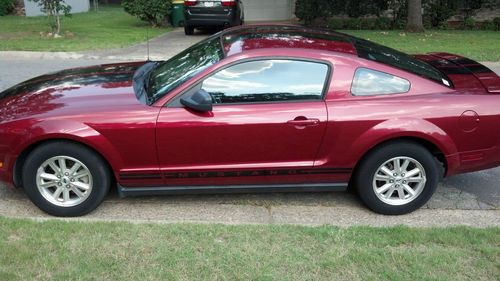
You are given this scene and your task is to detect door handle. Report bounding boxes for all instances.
[287,118,320,127]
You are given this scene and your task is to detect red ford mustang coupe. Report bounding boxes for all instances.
[1,25,499,217]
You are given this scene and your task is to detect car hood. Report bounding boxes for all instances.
[0,62,146,122]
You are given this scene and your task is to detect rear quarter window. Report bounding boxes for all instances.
[351,68,411,96]
[352,37,449,86]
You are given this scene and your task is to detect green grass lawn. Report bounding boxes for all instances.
[0,5,170,52]
[343,30,500,62]
[0,217,498,281]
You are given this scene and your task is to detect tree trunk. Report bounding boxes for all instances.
[55,13,61,36]
[47,3,56,35]
[407,0,424,32]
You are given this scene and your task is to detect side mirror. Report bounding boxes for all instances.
[180,89,213,112]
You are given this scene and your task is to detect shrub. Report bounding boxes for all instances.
[463,17,476,30]
[327,18,345,30]
[122,0,172,27]
[296,0,497,31]
[389,0,407,27]
[0,0,16,16]
[345,0,387,18]
[392,19,406,29]
[478,20,494,30]
[295,0,317,25]
[359,18,376,30]
[326,17,390,30]
[494,17,500,31]
[375,17,392,30]
[437,21,449,30]
[295,0,334,25]
[424,1,458,28]
[345,18,362,29]
[295,0,386,25]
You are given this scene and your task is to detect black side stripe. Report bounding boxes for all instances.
[120,168,353,181]
[164,168,352,179]
[120,173,162,180]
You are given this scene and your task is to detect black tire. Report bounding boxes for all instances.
[354,141,442,215]
[22,141,111,217]
[184,25,194,35]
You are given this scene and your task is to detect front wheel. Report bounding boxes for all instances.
[22,141,110,217]
[355,141,441,215]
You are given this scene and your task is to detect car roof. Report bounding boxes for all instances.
[219,24,358,57]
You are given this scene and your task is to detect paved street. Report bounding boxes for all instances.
[0,30,499,226]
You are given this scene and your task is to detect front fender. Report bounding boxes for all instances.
[8,119,123,175]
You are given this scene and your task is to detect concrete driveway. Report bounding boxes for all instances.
[0,29,499,226]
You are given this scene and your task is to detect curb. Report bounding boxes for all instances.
[0,51,89,60]
[0,51,154,61]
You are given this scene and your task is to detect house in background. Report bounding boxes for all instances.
[23,0,90,17]
[22,0,298,21]
[243,0,297,21]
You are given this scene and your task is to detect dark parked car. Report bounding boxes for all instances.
[184,0,244,35]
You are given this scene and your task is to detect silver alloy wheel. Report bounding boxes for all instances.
[36,156,93,207]
[372,156,427,206]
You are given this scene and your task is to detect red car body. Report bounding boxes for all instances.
[1,25,500,199]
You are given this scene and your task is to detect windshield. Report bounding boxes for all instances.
[148,37,224,104]
[350,37,450,86]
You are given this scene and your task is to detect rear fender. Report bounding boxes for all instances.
[349,118,458,170]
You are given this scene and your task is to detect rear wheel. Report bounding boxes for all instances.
[22,141,110,217]
[184,25,194,35]
[355,141,441,215]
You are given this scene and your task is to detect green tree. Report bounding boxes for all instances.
[29,0,72,37]
[0,0,16,16]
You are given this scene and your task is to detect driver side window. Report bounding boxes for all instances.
[201,59,329,104]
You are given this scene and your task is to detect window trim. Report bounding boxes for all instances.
[350,67,411,97]
[166,57,333,108]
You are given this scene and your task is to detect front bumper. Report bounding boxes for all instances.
[0,151,16,188]
[0,124,20,188]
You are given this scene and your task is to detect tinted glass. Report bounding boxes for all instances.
[352,68,410,96]
[202,60,329,104]
[148,37,223,104]
[222,26,449,87]
[352,38,449,86]
[222,27,354,57]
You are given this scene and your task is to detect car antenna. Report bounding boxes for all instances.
[146,27,150,61]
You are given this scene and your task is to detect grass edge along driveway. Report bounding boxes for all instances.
[0,217,498,281]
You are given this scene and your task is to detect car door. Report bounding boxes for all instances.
[155,59,331,186]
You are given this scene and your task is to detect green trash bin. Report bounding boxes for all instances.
[171,0,185,27]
